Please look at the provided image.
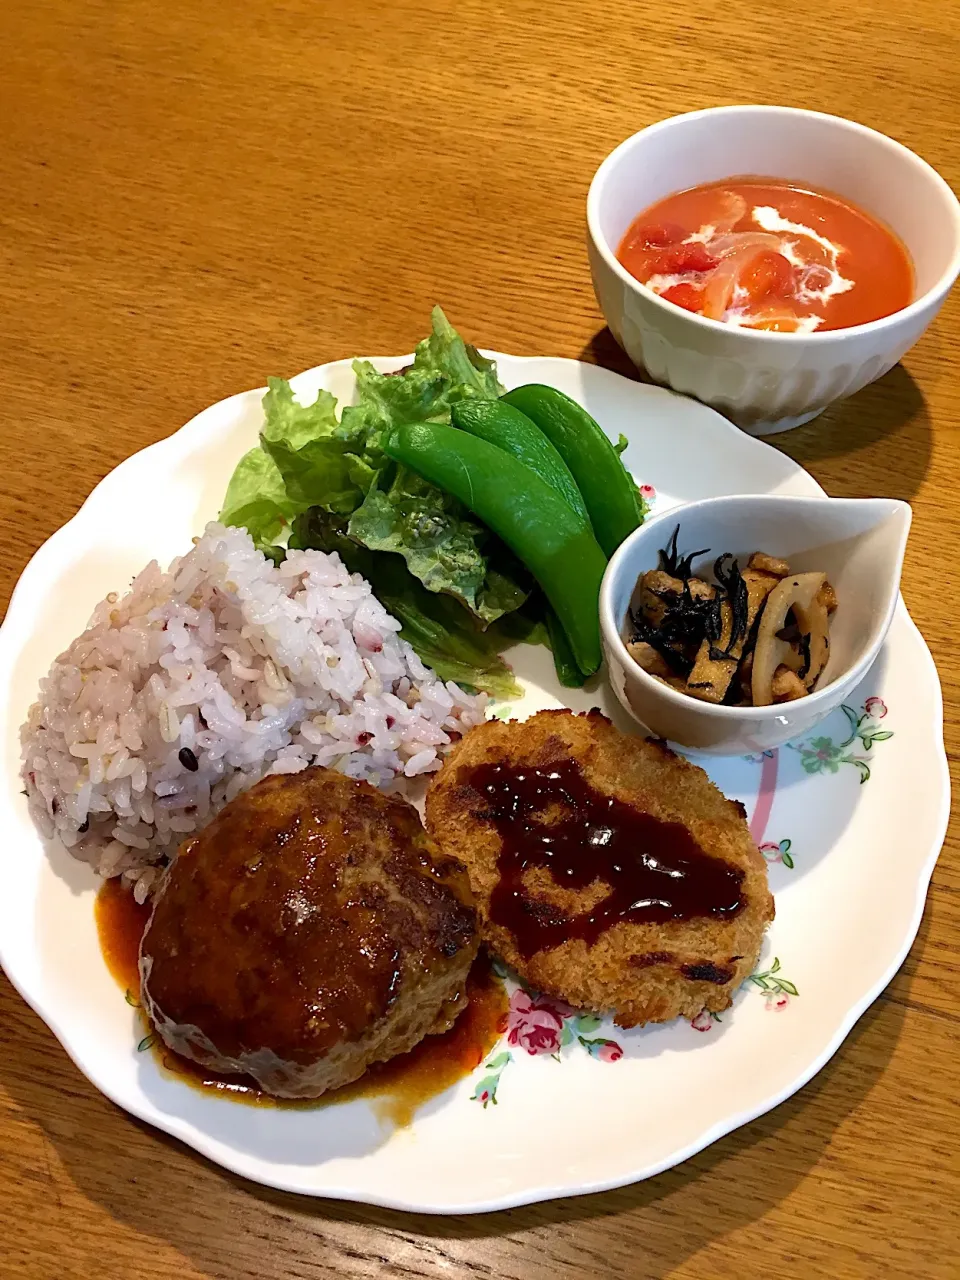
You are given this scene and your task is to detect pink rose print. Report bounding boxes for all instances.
[766,992,790,1012]
[504,990,566,1056]
[690,1010,715,1033]
[639,483,657,501]
[864,696,887,719]
[759,841,782,864]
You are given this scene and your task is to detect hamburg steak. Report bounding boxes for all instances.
[140,768,478,1098]
[425,709,773,1028]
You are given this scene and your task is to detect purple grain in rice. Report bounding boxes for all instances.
[20,522,488,901]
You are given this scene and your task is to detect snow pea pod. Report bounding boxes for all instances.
[544,604,587,688]
[383,423,606,676]
[501,384,644,556]
[450,399,590,523]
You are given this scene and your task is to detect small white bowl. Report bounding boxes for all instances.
[587,106,960,434]
[599,494,911,755]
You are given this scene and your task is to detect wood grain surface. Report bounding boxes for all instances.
[1,1,957,1276]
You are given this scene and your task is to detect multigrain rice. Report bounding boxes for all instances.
[21,523,487,900]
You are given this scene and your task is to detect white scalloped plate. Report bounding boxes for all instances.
[0,355,948,1213]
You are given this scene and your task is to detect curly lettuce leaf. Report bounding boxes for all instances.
[347,466,528,624]
[341,305,502,440]
[219,376,384,554]
[418,304,501,400]
[261,377,339,449]
[259,377,377,515]
[336,307,511,615]
[219,446,296,552]
[219,308,529,639]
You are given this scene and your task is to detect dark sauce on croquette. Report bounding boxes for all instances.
[468,757,745,958]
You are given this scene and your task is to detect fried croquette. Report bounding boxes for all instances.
[424,709,773,1029]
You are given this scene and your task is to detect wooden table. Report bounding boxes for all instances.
[1,1,957,1276]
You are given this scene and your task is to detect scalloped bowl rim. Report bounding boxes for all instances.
[587,105,960,343]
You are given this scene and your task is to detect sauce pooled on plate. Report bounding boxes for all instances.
[618,177,913,332]
[95,878,507,1126]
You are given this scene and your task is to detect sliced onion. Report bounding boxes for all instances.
[710,191,749,234]
[701,243,774,320]
[709,231,782,258]
[752,573,826,706]
[741,301,803,332]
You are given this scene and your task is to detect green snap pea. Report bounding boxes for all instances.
[450,399,590,524]
[544,605,587,688]
[383,423,606,676]
[501,384,644,556]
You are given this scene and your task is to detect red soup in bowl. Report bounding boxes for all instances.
[617,178,914,333]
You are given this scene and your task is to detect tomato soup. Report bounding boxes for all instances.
[617,178,914,332]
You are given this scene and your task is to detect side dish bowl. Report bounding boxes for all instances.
[587,105,960,434]
[599,494,911,754]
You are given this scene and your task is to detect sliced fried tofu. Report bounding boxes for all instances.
[685,568,780,704]
[687,578,717,603]
[771,665,807,702]
[626,640,673,678]
[635,569,684,627]
[816,580,838,614]
[748,551,792,578]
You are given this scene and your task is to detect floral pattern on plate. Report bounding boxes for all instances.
[754,697,893,871]
[790,698,892,784]
[471,986,624,1108]
[761,837,795,869]
[472,952,800,1101]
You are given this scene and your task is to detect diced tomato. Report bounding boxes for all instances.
[659,242,718,274]
[619,222,689,282]
[740,251,796,303]
[659,282,704,313]
[622,221,685,252]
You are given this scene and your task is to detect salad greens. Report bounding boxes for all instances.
[346,469,528,623]
[219,306,647,697]
[289,509,531,700]
[382,420,607,677]
[220,308,530,694]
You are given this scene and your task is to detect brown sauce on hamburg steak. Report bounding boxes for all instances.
[139,768,478,1099]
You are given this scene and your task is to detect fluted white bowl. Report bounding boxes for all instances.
[587,106,960,434]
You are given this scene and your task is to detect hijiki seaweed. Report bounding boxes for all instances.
[627,527,837,707]
[658,525,708,582]
[710,554,749,660]
[631,529,749,673]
